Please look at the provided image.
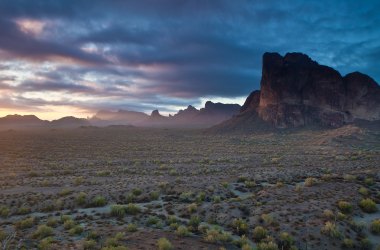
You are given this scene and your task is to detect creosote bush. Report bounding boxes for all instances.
[321,222,341,239]
[157,237,173,250]
[252,226,267,242]
[337,201,353,214]
[91,195,107,207]
[370,219,380,235]
[359,198,378,213]
[33,225,54,239]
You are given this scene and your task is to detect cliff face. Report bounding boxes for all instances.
[244,52,380,128]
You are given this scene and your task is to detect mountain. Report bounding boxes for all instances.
[0,114,48,129]
[90,109,149,126]
[213,52,380,132]
[50,116,90,127]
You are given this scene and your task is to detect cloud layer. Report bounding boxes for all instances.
[0,0,379,119]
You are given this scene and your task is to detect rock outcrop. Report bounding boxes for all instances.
[214,52,380,131]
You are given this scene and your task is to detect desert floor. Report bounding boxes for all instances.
[0,125,379,250]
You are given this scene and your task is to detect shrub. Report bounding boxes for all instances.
[261,214,275,225]
[146,216,160,226]
[92,195,107,207]
[257,241,279,250]
[187,203,197,213]
[176,225,190,237]
[323,209,334,219]
[33,225,54,239]
[15,217,35,229]
[231,218,248,235]
[125,203,140,215]
[82,239,97,250]
[126,223,137,232]
[69,225,84,236]
[157,237,173,250]
[212,196,221,203]
[75,192,87,206]
[38,237,54,250]
[337,201,353,214]
[279,232,294,248]
[0,206,10,217]
[110,205,126,218]
[295,184,303,192]
[370,219,380,235]
[59,188,73,196]
[359,198,378,213]
[0,229,6,241]
[204,228,232,243]
[359,187,369,196]
[304,177,316,187]
[60,215,71,223]
[63,219,76,230]
[343,174,356,181]
[132,188,142,196]
[196,192,206,203]
[17,206,31,215]
[342,238,354,248]
[150,191,160,200]
[360,238,371,249]
[252,226,267,242]
[188,215,201,229]
[364,178,374,186]
[321,222,341,239]
[46,217,58,227]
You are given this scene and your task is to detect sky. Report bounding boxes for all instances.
[0,0,379,120]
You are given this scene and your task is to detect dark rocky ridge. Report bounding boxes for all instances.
[214,52,380,131]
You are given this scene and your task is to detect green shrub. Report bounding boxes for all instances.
[359,187,369,196]
[321,222,341,239]
[364,178,374,186]
[125,203,140,215]
[38,236,54,250]
[252,226,267,242]
[60,215,71,223]
[126,223,137,232]
[157,237,173,250]
[91,196,107,207]
[176,225,190,237]
[231,218,248,235]
[342,238,354,248]
[69,225,84,236]
[323,209,334,219]
[0,206,10,217]
[0,229,6,241]
[188,215,201,229]
[337,201,353,214]
[359,198,378,213]
[150,191,160,200]
[15,217,35,229]
[360,238,371,249]
[304,177,316,187]
[204,228,232,243]
[17,206,31,215]
[343,174,356,181]
[370,219,380,235]
[257,241,279,250]
[82,239,97,250]
[33,225,54,239]
[279,232,294,248]
[132,188,142,196]
[110,205,126,218]
[46,217,58,227]
[75,192,87,206]
[63,219,76,230]
[187,203,197,213]
[59,188,73,196]
[146,216,160,226]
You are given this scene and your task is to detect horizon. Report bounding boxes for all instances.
[0,1,379,120]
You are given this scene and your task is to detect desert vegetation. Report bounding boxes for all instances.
[0,126,378,249]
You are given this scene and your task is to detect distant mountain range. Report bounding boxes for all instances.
[212,52,380,133]
[3,52,378,132]
[0,101,241,129]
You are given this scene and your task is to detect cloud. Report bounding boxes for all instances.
[0,0,378,118]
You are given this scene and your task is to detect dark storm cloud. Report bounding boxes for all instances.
[0,0,379,113]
